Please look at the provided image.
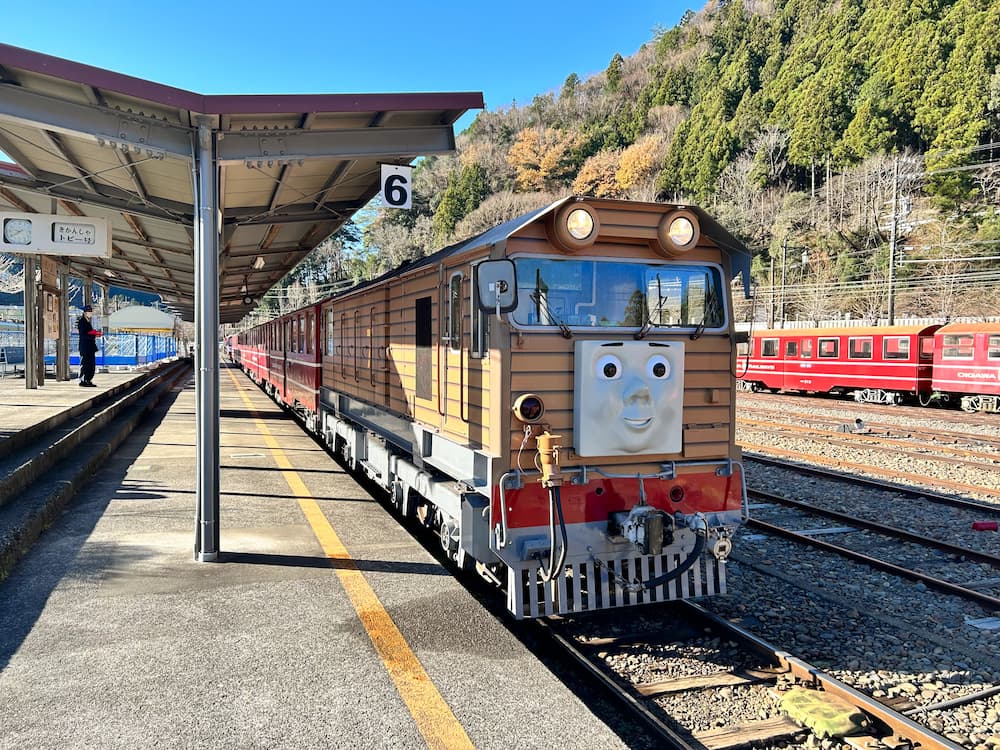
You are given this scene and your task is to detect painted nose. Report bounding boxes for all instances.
[623,378,651,405]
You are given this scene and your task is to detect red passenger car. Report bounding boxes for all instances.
[232,302,323,426]
[931,322,1000,413]
[739,325,940,405]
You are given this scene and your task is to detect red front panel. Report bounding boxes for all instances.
[492,468,744,529]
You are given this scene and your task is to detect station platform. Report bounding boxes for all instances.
[0,363,635,749]
[0,367,155,453]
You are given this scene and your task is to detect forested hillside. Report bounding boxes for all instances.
[266,0,1000,324]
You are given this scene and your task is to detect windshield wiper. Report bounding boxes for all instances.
[635,273,664,340]
[690,286,721,341]
[530,291,572,339]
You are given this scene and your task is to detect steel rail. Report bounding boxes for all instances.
[748,517,1000,611]
[535,617,696,750]
[745,453,1000,513]
[680,601,965,750]
[750,488,1000,567]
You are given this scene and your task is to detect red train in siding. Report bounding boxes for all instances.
[738,323,1000,412]
[932,322,1000,413]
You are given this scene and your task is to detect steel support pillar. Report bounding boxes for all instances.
[23,255,38,389]
[34,262,44,385]
[99,282,109,373]
[193,120,219,562]
[56,266,69,381]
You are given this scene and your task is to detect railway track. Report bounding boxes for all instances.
[746,453,1000,514]
[740,416,1000,466]
[737,391,1000,431]
[539,601,964,749]
[739,407,1000,454]
[746,501,1000,612]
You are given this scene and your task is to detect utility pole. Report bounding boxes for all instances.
[887,154,899,326]
[768,257,775,328]
[779,236,788,326]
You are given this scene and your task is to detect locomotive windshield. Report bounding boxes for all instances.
[511,258,725,330]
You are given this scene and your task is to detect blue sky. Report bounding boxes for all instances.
[1,0,694,131]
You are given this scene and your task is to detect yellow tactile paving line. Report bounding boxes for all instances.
[225,368,474,750]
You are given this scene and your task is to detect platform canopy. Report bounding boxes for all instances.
[0,44,483,323]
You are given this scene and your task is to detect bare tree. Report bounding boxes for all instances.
[453,190,560,241]
[849,268,889,324]
[0,253,25,294]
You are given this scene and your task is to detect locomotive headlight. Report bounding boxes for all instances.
[668,216,695,247]
[513,393,545,423]
[566,208,595,240]
[548,202,600,252]
[653,208,701,257]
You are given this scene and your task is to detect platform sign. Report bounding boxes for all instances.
[380,164,412,209]
[0,212,111,257]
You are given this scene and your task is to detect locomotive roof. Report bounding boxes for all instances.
[345,196,753,298]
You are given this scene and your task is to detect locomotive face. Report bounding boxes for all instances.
[573,340,685,456]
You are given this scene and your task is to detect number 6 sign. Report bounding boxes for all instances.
[380,164,412,209]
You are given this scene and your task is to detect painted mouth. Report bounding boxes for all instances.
[623,417,653,429]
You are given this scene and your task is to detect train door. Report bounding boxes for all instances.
[783,337,801,390]
[442,270,466,437]
[283,317,290,399]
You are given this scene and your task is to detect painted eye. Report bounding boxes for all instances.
[647,354,671,379]
[596,354,622,380]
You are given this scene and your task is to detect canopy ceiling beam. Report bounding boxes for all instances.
[0,169,193,224]
[0,84,193,160]
[216,125,454,165]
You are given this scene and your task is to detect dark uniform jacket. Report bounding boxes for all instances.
[77,315,99,355]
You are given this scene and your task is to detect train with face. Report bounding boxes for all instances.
[737,322,1000,412]
[231,196,753,618]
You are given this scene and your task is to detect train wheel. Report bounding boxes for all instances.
[439,518,460,560]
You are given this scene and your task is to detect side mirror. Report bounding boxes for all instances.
[475,260,518,314]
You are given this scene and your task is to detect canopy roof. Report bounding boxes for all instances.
[0,44,483,323]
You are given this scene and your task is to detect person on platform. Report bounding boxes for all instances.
[77,304,102,387]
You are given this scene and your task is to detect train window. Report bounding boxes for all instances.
[510,258,724,330]
[415,297,432,400]
[883,337,910,360]
[818,338,839,358]
[306,313,314,354]
[920,338,934,359]
[447,272,463,353]
[299,316,306,353]
[942,334,975,359]
[736,340,750,356]
[801,339,813,358]
[761,338,779,357]
[848,337,873,359]
[471,265,489,359]
[340,313,348,375]
[785,341,798,357]
[989,335,1000,359]
[325,310,334,356]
